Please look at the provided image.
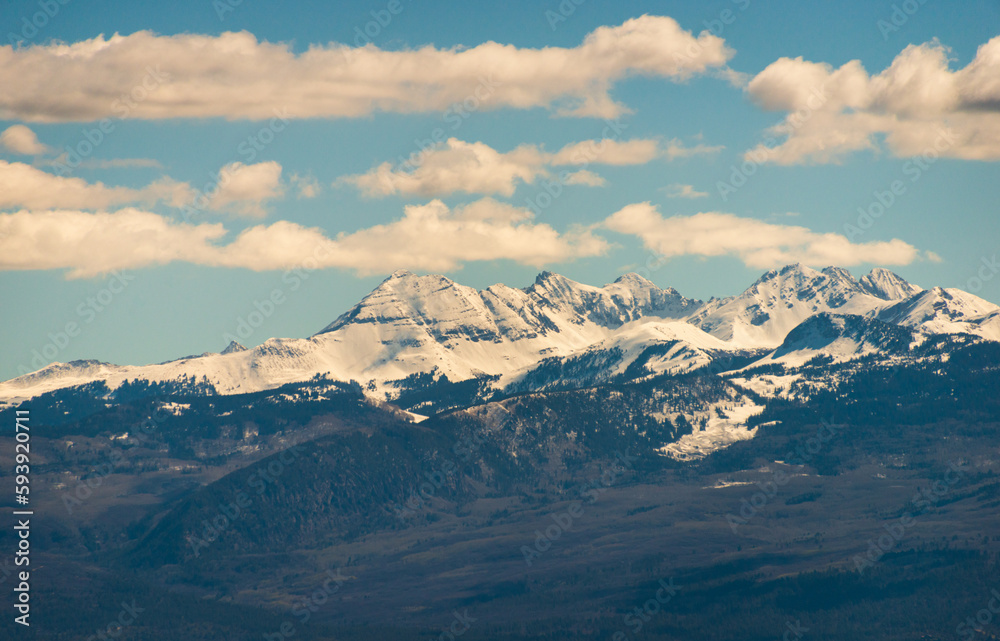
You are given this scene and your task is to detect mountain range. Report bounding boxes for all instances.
[4,263,999,413]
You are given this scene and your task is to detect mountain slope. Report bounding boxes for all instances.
[760,312,918,368]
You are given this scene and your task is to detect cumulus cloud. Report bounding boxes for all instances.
[341,136,718,197]
[308,198,609,273]
[204,161,285,217]
[602,203,930,268]
[343,140,548,198]
[745,36,1000,163]
[0,209,228,278]
[0,125,51,155]
[0,198,608,278]
[0,16,733,122]
[0,160,192,210]
[662,184,708,199]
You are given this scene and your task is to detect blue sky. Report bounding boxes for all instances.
[1,0,999,379]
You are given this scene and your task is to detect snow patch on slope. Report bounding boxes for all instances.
[659,399,762,461]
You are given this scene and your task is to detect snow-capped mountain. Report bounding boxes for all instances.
[318,270,702,341]
[0,265,994,406]
[687,264,889,346]
[0,270,717,404]
[876,287,1000,341]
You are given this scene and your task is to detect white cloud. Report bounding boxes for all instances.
[0,198,608,278]
[0,209,227,278]
[746,36,1000,163]
[0,160,192,210]
[0,125,51,155]
[343,139,548,198]
[291,173,321,199]
[0,159,288,217]
[302,198,609,274]
[662,138,725,160]
[0,17,733,122]
[662,184,708,199]
[563,170,606,187]
[60,157,163,170]
[550,138,662,165]
[204,161,284,217]
[602,203,930,268]
[341,136,718,197]
[33,154,163,170]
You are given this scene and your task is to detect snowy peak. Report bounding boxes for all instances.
[876,286,1000,341]
[688,264,879,347]
[879,286,999,323]
[527,271,592,309]
[527,271,701,329]
[323,271,704,344]
[533,270,569,287]
[609,273,694,310]
[613,272,657,287]
[820,265,856,282]
[746,264,866,302]
[0,360,127,403]
[859,268,922,301]
[221,340,247,354]
[317,271,479,336]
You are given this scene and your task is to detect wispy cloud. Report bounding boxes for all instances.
[291,173,321,199]
[662,184,708,199]
[662,138,724,160]
[54,157,163,170]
